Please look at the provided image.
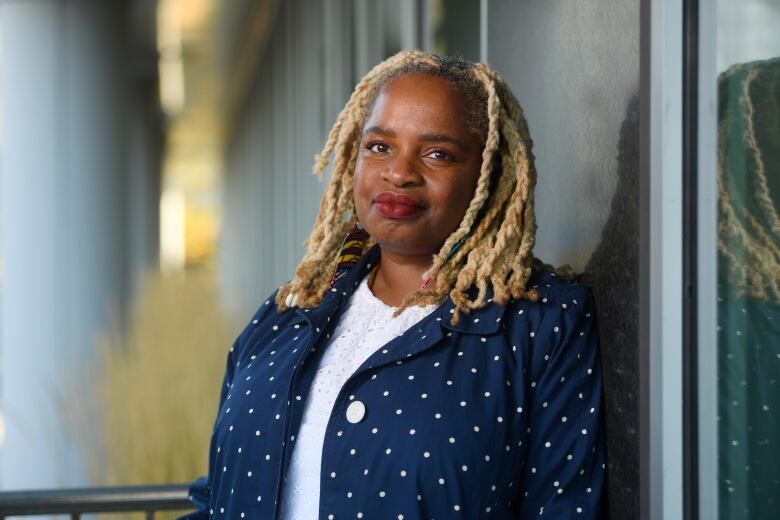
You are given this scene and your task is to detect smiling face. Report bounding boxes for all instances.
[353,72,485,258]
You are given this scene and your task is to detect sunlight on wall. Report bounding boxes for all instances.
[159,188,186,272]
[157,0,223,273]
[157,0,185,116]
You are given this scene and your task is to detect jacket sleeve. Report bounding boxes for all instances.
[514,285,606,519]
[177,291,279,520]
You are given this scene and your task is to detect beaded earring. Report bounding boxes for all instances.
[328,222,370,289]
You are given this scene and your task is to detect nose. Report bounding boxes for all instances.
[381,151,423,188]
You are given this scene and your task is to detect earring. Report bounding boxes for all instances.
[328,222,370,289]
[445,237,466,261]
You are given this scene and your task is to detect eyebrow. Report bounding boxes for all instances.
[419,133,467,151]
[363,126,468,151]
[363,125,396,137]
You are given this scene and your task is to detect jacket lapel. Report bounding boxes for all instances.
[350,284,507,374]
[291,243,508,375]
[290,244,382,354]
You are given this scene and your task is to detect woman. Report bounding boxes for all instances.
[181,50,605,519]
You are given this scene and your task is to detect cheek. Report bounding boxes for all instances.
[431,180,475,231]
[451,175,479,209]
[352,165,371,216]
[449,192,473,226]
[456,167,482,210]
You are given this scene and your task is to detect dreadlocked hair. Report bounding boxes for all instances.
[717,61,780,302]
[276,49,568,324]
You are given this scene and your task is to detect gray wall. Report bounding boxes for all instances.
[488,1,640,518]
[0,0,161,488]
[219,0,336,317]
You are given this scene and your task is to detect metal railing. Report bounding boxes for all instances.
[0,484,192,519]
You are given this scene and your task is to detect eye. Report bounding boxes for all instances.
[367,142,389,153]
[425,149,453,161]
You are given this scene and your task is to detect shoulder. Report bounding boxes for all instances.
[229,288,299,361]
[244,289,283,333]
[501,269,598,369]
[504,269,596,323]
[528,269,594,306]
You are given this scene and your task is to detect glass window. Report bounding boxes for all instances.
[714,1,780,517]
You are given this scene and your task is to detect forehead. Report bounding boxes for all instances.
[379,72,460,100]
[365,73,470,132]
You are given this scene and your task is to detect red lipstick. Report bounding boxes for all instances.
[372,192,425,219]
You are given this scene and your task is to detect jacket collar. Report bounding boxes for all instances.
[294,243,506,336]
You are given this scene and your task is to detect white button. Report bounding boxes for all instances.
[346,400,366,424]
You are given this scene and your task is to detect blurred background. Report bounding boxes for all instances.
[0,1,777,519]
[0,0,493,496]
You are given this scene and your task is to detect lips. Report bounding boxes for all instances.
[372,191,425,219]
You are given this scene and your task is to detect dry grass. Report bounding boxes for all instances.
[63,267,236,519]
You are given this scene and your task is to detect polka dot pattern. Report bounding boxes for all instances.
[717,289,780,517]
[279,277,437,519]
[180,244,605,519]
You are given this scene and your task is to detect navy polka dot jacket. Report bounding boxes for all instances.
[179,244,606,519]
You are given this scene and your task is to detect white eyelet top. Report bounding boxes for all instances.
[278,276,437,519]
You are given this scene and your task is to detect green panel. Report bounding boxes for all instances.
[717,57,780,519]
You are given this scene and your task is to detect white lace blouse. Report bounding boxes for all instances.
[278,276,437,519]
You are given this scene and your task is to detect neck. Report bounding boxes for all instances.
[370,247,433,307]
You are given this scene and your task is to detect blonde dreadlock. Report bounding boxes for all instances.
[276,49,561,324]
[717,62,780,302]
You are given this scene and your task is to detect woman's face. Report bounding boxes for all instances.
[353,72,484,258]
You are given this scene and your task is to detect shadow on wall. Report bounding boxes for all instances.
[581,94,640,520]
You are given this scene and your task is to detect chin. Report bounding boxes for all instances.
[374,239,440,258]
[358,212,438,254]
